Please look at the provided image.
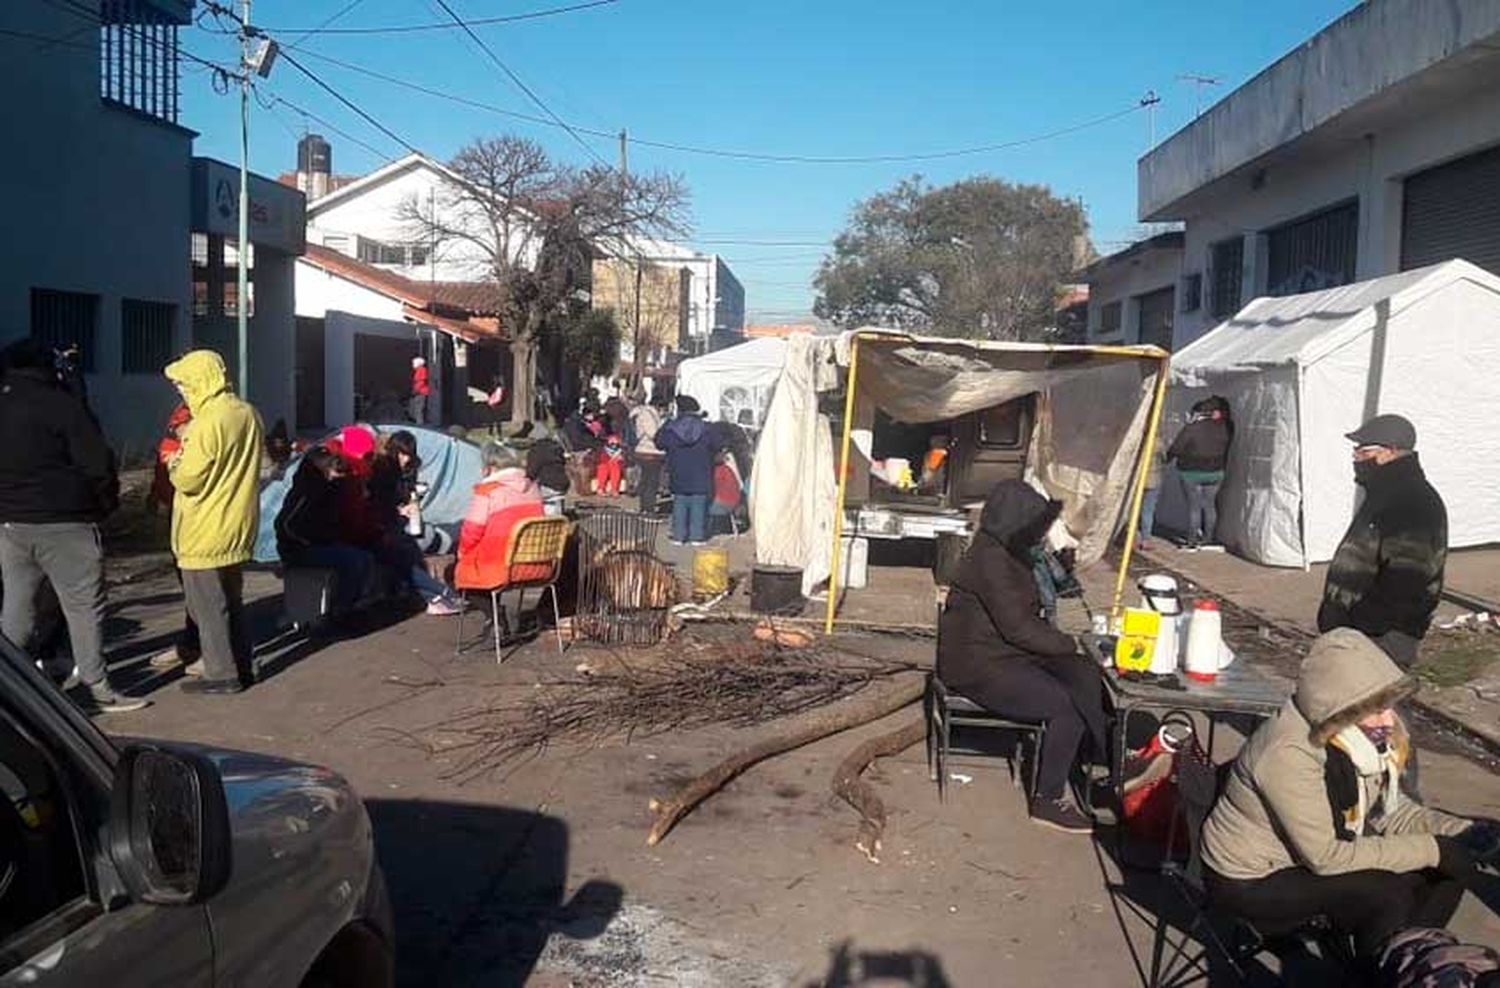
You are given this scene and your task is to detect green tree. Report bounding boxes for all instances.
[813,176,1090,341]
[557,305,621,385]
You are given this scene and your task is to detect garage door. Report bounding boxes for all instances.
[1402,145,1500,275]
[1134,285,1175,350]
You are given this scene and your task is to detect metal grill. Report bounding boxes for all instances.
[100,0,180,124]
[575,509,674,646]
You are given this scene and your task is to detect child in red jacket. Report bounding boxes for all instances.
[594,434,625,496]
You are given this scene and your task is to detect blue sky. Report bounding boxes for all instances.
[182,0,1356,320]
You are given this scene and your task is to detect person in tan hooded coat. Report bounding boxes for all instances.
[1202,627,1496,960]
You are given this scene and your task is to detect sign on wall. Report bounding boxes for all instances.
[191,157,307,254]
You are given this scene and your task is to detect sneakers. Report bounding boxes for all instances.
[183,659,205,678]
[425,597,463,617]
[1029,796,1093,835]
[149,647,184,670]
[80,684,150,714]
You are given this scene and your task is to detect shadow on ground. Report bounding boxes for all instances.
[803,940,954,987]
[366,798,621,988]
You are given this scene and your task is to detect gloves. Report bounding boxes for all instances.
[1435,835,1477,881]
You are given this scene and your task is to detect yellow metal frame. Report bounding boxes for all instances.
[823,331,1172,635]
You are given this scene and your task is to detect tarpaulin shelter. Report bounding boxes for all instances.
[675,336,789,429]
[1169,259,1500,567]
[747,330,1170,629]
[254,425,483,563]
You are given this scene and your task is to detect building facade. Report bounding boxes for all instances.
[627,239,746,352]
[0,0,198,449]
[590,258,690,368]
[1079,232,1183,347]
[1139,0,1500,349]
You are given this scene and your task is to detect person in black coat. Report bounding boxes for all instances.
[1317,414,1446,668]
[1165,396,1234,548]
[936,480,1107,834]
[275,446,373,614]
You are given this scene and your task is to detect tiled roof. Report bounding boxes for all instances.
[746,324,816,337]
[299,244,506,339]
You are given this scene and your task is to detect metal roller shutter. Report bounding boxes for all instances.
[1134,285,1175,350]
[1402,145,1500,275]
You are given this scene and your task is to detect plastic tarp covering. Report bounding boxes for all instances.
[253,425,484,563]
[1169,260,1500,565]
[749,336,838,595]
[676,337,788,429]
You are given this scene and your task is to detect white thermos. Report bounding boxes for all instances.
[405,481,429,537]
[1139,574,1183,675]
[1184,599,1224,681]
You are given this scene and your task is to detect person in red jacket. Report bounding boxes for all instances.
[409,356,431,425]
[593,434,625,497]
[455,443,545,590]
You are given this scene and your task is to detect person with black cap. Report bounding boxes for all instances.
[655,395,714,545]
[1317,414,1447,668]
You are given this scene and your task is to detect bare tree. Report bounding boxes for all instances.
[400,136,689,421]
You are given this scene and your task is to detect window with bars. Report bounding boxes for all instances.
[121,300,176,374]
[99,0,181,124]
[357,236,429,267]
[1210,238,1245,319]
[30,289,99,372]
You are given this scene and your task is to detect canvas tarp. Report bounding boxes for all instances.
[751,330,1164,594]
[254,425,483,563]
[1168,259,1500,566]
[676,337,788,429]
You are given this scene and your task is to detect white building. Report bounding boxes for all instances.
[1078,232,1183,347]
[627,238,746,352]
[0,1,196,450]
[1139,0,1500,350]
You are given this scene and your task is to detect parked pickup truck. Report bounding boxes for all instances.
[0,635,394,987]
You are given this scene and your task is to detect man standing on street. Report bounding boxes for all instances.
[656,394,714,545]
[165,350,264,695]
[0,339,146,712]
[409,356,430,425]
[630,393,666,514]
[1317,414,1446,668]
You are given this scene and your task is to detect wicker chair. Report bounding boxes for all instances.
[455,515,571,662]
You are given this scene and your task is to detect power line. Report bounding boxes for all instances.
[262,88,398,163]
[425,0,608,165]
[268,0,619,38]
[283,0,372,47]
[276,47,1152,167]
[278,48,422,156]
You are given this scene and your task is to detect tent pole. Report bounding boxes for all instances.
[825,334,863,635]
[1111,353,1172,620]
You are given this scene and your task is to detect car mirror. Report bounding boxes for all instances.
[109,744,231,905]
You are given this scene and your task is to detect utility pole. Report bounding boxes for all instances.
[236,0,252,400]
[1141,90,1162,149]
[620,128,644,389]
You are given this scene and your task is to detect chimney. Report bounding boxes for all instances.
[296,133,332,202]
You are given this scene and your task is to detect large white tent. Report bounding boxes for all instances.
[1169,259,1500,567]
[675,337,788,428]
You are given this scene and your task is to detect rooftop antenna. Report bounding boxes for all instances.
[1177,73,1222,118]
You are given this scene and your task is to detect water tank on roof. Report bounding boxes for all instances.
[297,134,332,201]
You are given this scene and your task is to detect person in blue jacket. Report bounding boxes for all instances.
[655,395,714,545]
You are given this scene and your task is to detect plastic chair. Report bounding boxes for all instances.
[455,515,571,662]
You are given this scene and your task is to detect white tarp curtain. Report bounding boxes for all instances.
[751,331,1163,591]
[749,335,838,595]
[1168,259,1500,566]
[676,337,789,429]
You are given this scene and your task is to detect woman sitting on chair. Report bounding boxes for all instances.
[1202,627,1498,964]
[454,443,545,590]
[936,480,1107,835]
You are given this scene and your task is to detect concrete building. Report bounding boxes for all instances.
[1078,232,1183,347]
[294,245,506,431]
[627,239,746,352]
[0,0,198,450]
[1139,0,1500,349]
[590,258,690,369]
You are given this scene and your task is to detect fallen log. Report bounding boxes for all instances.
[646,673,924,846]
[831,716,924,863]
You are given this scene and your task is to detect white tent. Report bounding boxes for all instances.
[1169,259,1500,567]
[676,337,788,428]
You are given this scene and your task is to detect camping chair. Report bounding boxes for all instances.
[1149,753,1354,987]
[455,515,572,662]
[924,674,1047,802]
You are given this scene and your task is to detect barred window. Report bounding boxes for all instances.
[357,236,429,266]
[100,0,180,124]
[30,289,99,372]
[122,300,176,374]
[1210,238,1245,319]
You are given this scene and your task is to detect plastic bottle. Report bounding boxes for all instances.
[1184,599,1223,682]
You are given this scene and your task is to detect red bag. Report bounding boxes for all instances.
[1121,712,1206,856]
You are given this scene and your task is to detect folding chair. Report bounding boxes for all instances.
[925,674,1047,801]
[455,515,572,662]
[1150,753,1354,987]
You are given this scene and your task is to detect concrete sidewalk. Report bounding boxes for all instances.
[1137,542,1500,751]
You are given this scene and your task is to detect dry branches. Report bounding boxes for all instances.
[831,717,925,863]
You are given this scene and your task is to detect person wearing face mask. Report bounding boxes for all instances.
[1317,415,1447,669]
[1202,628,1497,966]
[936,480,1108,835]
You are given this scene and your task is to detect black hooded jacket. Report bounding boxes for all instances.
[1317,453,1447,641]
[0,367,118,523]
[275,461,343,560]
[936,482,1077,690]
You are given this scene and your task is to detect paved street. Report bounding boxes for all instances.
[88,560,1500,987]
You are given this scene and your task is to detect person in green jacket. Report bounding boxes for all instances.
[165,351,264,695]
[1202,628,1498,962]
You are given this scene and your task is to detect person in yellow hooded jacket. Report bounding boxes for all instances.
[164,351,263,695]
